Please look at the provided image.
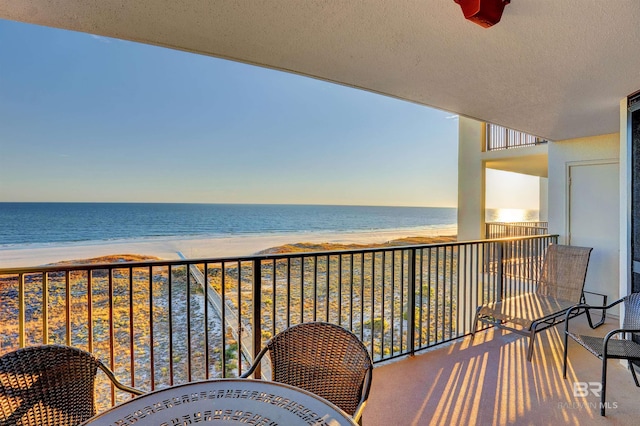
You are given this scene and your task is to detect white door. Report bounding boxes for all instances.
[568,161,619,310]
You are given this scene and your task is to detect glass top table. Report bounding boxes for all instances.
[82,378,357,426]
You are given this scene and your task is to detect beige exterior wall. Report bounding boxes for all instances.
[457,117,485,240]
[547,133,620,241]
[548,132,621,308]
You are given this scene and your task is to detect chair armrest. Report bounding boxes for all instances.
[111,380,145,396]
[564,304,589,335]
[353,401,367,423]
[565,297,625,317]
[583,290,607,301]
[352,364,374,423]
[583,290,608,328]
[583,296,625,311]
[564,297,625,334]
[239,346,269,379]
[603,328,640,347]
[97,362,144,396]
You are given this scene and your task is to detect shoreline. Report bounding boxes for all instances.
[0,226,457,268]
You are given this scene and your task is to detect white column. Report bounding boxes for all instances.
[457,117,486,241]
[538,177,548,221]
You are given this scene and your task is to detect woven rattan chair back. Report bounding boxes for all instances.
[536,244,592,301]
[623,292,640,330]
[0,345,141,426]
[249,322,373,420]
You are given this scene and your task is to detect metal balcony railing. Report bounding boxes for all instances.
[486,123,548,151]
[486,222,549,239]
[0,234,557,411]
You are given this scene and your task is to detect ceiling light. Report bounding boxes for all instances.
[454,0,510,28]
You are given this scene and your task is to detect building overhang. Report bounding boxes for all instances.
[1,1,639,142]
[484,145,548,178]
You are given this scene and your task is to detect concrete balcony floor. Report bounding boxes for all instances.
[363,316,640,425]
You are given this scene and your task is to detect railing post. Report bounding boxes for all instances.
[42,273,48,344]
[485,122,490,151]
[496,241,504,302]
[252,258,262,378]
[408,248,416,356]
[18,273,25,348]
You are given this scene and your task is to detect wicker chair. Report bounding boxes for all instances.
[240,322,373,424]
[563,293,640,416]
[0,344,143,426]
[472,244,602,361]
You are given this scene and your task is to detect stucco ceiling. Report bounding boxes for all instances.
[2,0,640,142]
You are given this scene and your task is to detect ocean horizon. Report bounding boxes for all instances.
[0,202,463,248]
[0,202,539,249]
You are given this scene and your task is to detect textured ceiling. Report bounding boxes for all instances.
[2,0,640,141]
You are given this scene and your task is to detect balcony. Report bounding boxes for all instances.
[481,123,549,179]
[365,316,640,424]
[486,221,549,239]
[485,124,548,152]
[1,234,638,423]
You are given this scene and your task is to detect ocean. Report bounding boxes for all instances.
[0,203,460,247]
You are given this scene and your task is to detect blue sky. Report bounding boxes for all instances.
[0,19,537,208]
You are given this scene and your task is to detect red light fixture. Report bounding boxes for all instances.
[454,0,510,28]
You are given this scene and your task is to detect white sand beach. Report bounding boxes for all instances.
[0,226,456,268]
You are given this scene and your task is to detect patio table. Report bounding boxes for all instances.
[81,378,357,425]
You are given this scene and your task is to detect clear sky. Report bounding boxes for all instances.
[0,19,537,209]
[0,19,462,208]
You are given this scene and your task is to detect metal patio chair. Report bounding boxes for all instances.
[0,344,143,426]
[472,244,603,361]
[240,321,373,424]
[563,292,640,416]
